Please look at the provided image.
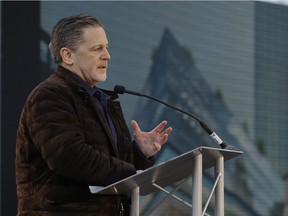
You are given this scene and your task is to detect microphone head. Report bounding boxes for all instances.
[114,85,126,94]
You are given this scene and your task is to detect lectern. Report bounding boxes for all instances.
[90,146,243,216]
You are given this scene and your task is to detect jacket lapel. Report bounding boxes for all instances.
[55,66,119,157]
[88,95,119,156]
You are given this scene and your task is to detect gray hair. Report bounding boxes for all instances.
[49,14,103,64]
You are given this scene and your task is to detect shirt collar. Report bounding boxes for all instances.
[71,73,110,101]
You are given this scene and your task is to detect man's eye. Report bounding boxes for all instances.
[91,47,101,51]
[91,46,108,52]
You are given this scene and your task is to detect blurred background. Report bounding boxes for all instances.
[1,1,288,215]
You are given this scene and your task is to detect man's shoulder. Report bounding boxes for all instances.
[26,73,74,105]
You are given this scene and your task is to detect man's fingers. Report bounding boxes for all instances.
[159,133,169,145]
[131,120,141,134]
[163,127,173,135]
[152,120,168,133]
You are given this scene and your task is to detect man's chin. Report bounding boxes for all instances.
[94,76,107,84]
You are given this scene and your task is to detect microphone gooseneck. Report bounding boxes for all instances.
[114,85,228,149]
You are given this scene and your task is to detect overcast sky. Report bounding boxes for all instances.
[259,0,288,5]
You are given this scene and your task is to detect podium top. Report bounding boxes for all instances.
[91,146,243,196]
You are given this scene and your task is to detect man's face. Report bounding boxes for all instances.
[69,26,111,86]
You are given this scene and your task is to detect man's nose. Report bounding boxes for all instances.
[102,49,111,60]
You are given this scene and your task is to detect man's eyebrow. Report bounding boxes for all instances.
[90,43,109,50]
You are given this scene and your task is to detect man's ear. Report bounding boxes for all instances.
[60,47,74,65]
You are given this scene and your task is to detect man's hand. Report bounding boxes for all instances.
[131,120,172,157]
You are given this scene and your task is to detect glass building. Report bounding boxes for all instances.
[132,27,284,216]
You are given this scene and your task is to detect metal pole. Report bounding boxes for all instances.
[215,156,224,216]
[130,187,140,216]
[192,153,203,216]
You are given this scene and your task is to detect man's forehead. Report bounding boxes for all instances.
[82,26,108,44]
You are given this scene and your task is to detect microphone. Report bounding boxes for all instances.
[114,85,228,149]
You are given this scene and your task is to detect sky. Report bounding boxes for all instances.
[259,0,288,5]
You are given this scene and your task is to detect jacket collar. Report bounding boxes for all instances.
[54,65,119,100]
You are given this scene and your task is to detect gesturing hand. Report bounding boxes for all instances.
[131,120,173,158]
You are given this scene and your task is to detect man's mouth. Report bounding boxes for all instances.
[98,65,107,69]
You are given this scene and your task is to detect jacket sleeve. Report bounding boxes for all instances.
[133,142,155,170]
[26,84,136,186]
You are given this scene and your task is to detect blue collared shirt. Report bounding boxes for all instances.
[71,73,118,147]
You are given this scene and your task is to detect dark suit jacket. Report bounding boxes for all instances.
[16,66,154,215]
